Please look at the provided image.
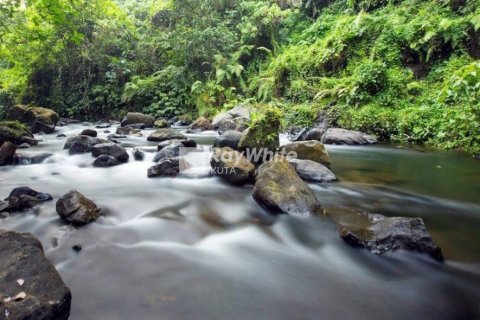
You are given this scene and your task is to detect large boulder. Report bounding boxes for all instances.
[322,128,377,145]
[93,155,121,167]
[217,119,237,134]
[0,121,37,146]
[81,129,98,137]
[92,143,129,163]
[63,135,107,155]
[281,141,331,167]
[253,156,323,216]
[212,105,251,127]
[147,129,187,142]
[2,187,53,213]
[5,105,37,128]
[238,108,281,153]
[0,142,16,166]
[30,106,59,134]
[213,130,243,150]
[154,119,169,129]
[288,158,337,183]
[339,212,443,261]
[121,112,155,128]
[210,147,255,185]
[153,143,182,162]
[56,190,102,226]
[0,230,71,320]
[147,157,189,178]
[190,117,213,132]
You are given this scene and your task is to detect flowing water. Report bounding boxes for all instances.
[1,124,479,320]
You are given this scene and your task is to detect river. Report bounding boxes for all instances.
[1,124,479,319]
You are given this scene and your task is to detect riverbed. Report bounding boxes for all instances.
[1,124,479,320]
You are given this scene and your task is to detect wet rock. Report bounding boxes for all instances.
[339,212,443,261]
[34,121,56,134]
[56,190,102,226]
[287,126,308,142]
[0,229,71,320]
[154,119,169,128]
[95,122,111,129]
[305,128,325,141]
[6,105,37,128]
[129,123,146,130]
[56,134,66,138]
[93,155,121,167]
[13,152,53,165]
[153,143,181,162]
[8,187,53,201]
[210,147,255,185]
[253,156,323,216]
[288,158,337,183]
[64,135,107,155]
[2,187,52,213]
[212,105,251,128]
[147,157,189,178]
[121,112,155,128]
[180,139,197,148]
[116,126,141,135]
[107,134,127,139]
[217,119,237,134]
[147,129,187,142]
[190,117,214,132]
[322,128,377,145]
[238,109,281,153]
[17,143,31,149]
[213,130,243,150]
[92,143,129,163]
[72,244,82,252]
[133,148,145,161]
[0,121,38,146]
[30,106,59,134]
[173,115,193,127]
[0,142,16,166]
[81,129,98,137]
[281,141,331,167]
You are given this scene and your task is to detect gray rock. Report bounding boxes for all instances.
[322,128,377,145]
[281,141,331,167]
[116,126,141,135]
[305,128,325,141]
[56,190,102,226]
[107,134,127,139]
[217,119,237,134]
[147,129,187,142]
[93,155,121,167]
[153,143,181,162]
[213,130,243,150]
[288,158,337,183]
[147,157,189,178]
[0,229,71,320]
[64,135,107,155]
[81,129,97,137]
[190,117,213,131]
[92,143,129,163]
[210,147,255,185]
[253,156,323,216]
[133,148,145,161]
[121,112,155,128]
[339,212,443,261]
[0,142,16,166]
[1,187,52,213]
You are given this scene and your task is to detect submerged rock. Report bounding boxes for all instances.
[1,187,52,213]
[322,128,377,145]
[121,112,155,128]
[281,141,331,167]
[339,212,443,261]
[0,229,71,320]
[213,130,243,150]
[210,147,255,185]
[93,155,121,167]
[147,157,189,178]
[116,126,141,135]
[81,129,98,137]
[147,129,187,142]
[56,190,102,226]
[0,142,16,166]
[14,153,53,165]
[92,143,129,163]
[253,156,323,216]
[190,117,213,132]
[288,158,337,183]
[63,135,107,155]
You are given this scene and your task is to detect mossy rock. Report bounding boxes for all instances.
[281,141,331,167]
[0,121,37,146]
[238,107,282,152]
[30,106,59,125]
[5,105,36,128]
[154,119,169,128]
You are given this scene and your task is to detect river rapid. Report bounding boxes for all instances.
[1,124,479,320]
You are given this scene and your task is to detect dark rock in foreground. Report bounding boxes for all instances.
[211,147,255,185]
[339,212,443,261]
[253,156,323,216]
[322,128,377,145]
[1,187,52,213]
[0,142,16,166]
[93,155,121,167]
[148,157,189,178]
[56,190,102,226]
[92,143,129,163]
[147,129,187,142]
[288,158,337,183]
[63,135,107,155]
[0,229,71,320]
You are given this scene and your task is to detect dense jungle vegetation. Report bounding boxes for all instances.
[1,0,479,155]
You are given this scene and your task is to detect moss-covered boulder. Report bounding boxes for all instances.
[253,156,323,216]
[210,147,255,185]
[238,107,282,152]
[5,105,36,128]
[0,121,37,146]
[154,119,169,128]
[5,105,59,134]
[190,117,213,131]
[281,141,331,167]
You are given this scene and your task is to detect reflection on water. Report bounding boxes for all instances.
[0,124,479,320]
